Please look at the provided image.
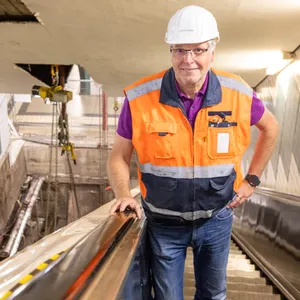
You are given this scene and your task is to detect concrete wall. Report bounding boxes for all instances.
[0,147,27,233]
[22,142,138,231]
[23,141,138,181]
[242,48,300,195]
[0,94,10,159]
[35,182,114,231]
[0,94,27,234]
[23,142,109,181]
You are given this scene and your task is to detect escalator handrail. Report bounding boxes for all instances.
[3,212,139,300]
[80,215,147,300]
[0,187,141,298]
[256,186,300,204]
[63,213,137,299]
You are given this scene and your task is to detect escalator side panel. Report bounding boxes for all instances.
[117,225,152,300]
[233,191,300,299]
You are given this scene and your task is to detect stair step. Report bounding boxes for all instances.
[227,270,261,278]
[185,261,255,272]
[184,279,273,293]
[184,266,260,277]
[186,254,247,260]
[227,290,281,300]
[184,288,280,299]
[184,273,267,285]
[230,245,241,250]
[227,276,267,285]
[183,243,280,299]
[230,249,244,254]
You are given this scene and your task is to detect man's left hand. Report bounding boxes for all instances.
[227,180,255,209]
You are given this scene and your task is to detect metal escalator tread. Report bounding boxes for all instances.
[184,243,281,299]
[184,292,281,300]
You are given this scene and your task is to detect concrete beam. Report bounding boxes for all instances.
[0,0,32,16]
[45,174,108,185]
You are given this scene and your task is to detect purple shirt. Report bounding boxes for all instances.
[175,73,209,129]
[117,74,265,140]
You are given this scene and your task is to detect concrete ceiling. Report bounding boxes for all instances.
[0,0,300,96]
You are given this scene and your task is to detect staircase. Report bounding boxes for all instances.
[184,241,281,300]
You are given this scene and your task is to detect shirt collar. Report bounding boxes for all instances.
[159,68,222,108]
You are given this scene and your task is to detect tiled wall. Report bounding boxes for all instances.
[242,48,300,195]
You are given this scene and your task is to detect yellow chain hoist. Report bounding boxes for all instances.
[51,65,59,84]
[31,65,73,104]
[32,85,72,103]
[31,65,76,165]
[61,142,76,165]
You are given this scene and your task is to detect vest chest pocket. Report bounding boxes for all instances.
[207,121,237,159]
[146,122,178,159]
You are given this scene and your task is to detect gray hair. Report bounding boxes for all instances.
[208,39,218,51]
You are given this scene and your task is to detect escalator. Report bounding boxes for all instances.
[184,241,281,300]
[0,187,299,300]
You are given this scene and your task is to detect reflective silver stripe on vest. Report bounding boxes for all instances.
[144,200,213,220]
[217,75,253,98]
[126,78,163,101]
[138,163,234,179]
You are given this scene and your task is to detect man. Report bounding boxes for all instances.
[108,5,278,300]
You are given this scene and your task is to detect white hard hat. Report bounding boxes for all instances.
[165,6,220,44]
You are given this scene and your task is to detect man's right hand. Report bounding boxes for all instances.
[109,197,143,219]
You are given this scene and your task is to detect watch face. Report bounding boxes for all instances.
[246,174,260,186]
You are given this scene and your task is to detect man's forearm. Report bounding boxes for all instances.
[107,157,132,198]
[248,126,279,177]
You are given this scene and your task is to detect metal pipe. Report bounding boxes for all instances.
[0,178,39,259]
[10,177,45,256]
[99,86,102,148]
[0,177,45,258]
[102,92,108,147]
[0,176,32,251]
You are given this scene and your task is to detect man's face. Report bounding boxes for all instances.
[171,42,215,88]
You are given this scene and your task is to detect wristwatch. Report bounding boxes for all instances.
[245,174,260,187]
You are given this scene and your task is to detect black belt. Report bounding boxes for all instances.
[146,212,208,227]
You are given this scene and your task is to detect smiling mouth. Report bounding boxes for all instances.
[181,68,199,71]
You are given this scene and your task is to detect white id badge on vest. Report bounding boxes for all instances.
[217,133,230,153]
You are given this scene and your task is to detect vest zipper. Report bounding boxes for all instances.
[177,107,195,220]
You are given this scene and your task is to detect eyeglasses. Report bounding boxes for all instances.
[170,46,211,58]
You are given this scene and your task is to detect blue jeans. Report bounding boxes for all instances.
[147,206,233,300]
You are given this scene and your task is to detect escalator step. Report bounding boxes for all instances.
[185,260,255,271]
[227,263,256,272]
[184,279,273,293]
[227,276,267,285]
[229,254,247,259]
[184,266,260,278]
[230,246,241,250]
[225,290,281,300]
[184,273,266,285]
[230,249,244,254]
[186,254,247,260]
[183,244,280,299]
[227,270,261,278]
[184,288,280,299]
[227,283,273,293]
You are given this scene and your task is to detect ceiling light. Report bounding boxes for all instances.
[266,51,296,75]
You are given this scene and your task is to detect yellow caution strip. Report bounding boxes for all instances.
[0,249,68,300]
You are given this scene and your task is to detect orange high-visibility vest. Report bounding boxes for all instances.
[124,68,252,221]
